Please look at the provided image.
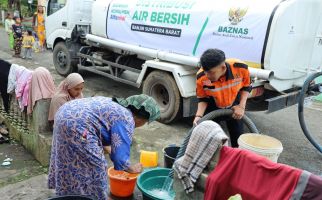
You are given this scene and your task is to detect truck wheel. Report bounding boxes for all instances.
[53,42,77,76]
[143,71,181,124]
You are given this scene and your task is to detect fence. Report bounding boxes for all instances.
[0,95,52,166]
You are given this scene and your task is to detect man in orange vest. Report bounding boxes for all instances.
[194,49,252,147]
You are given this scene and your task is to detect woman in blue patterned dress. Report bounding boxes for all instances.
[48,94,160,200]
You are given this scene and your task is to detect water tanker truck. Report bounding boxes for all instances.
[45,0,322,123]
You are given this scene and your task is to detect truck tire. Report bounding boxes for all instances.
[53,42,78,76]
[143,71,181,124]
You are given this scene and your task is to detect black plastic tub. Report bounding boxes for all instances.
[48,195,95,200]
[163,146,180,168]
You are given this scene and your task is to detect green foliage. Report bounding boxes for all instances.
[21,4,31,17]
[22,1,38,17]
[0,0,8,10]
[0,0,36,17]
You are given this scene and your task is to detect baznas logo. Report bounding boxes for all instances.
[228,7,248,25]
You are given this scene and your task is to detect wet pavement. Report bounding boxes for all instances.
[0,141,54,200]
[0,142,47,188]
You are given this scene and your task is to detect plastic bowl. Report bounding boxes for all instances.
[137,168,175,200]
[108,167,139,197]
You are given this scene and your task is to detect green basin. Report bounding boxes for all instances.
[137,168,175,200]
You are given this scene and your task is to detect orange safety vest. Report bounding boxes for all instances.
[196,58,251,108]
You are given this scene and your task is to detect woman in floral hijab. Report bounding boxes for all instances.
[48,94,160,200]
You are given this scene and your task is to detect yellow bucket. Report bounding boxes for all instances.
[238,134,283,162]
[140,150,158,168]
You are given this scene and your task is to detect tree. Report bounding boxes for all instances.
[1,0,34,17]
[6,0,22,18]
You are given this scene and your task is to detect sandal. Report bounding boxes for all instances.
[0,134,10,144]
[0,127,8,136]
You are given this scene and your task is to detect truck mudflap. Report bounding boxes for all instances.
[268,81,322,113]
[266,91,300,113]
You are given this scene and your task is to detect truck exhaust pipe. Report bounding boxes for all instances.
[86,34,274,80]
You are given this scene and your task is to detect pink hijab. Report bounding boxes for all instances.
[27,67,56,114]
[48,73,84,121]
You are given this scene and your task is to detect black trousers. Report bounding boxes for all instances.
[205,99,244,147]
[0,59,11,113]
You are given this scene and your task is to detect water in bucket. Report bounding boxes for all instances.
[149,176,174,199]
[162,176,174,192]
[150,188,174,200]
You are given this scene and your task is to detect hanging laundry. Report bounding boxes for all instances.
[27,67,56,114]
[15,67,33,110]
[7,63,25,94]
[0,59,11,112]
[173,121,228,193]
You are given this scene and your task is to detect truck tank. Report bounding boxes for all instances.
[89,0,322,92]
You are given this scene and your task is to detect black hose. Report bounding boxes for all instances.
[168,109,259,178]
[298,72,322,153]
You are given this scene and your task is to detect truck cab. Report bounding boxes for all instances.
[46,0,92,74]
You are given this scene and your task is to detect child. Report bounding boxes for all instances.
[12,17,23,58]
[4,13,15,50]
[22,30,35,59]
[32,30,40,53]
